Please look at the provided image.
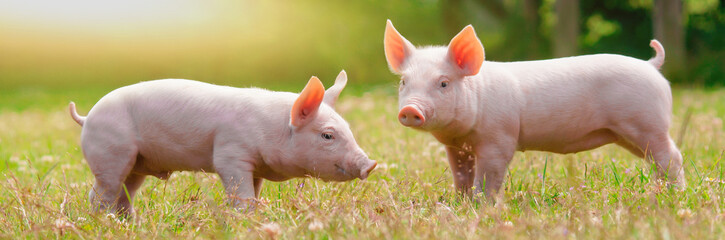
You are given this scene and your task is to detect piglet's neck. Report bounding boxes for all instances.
[249,98,306,179]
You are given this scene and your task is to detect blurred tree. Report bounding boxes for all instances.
[554,0,580,57]
[653,0,686,81]
[442,0,545,59]
[683,0,724,87]
[523,0,544,58]
[442,0,466,37]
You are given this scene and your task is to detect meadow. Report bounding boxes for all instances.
[0,85,723,239]
[2,0,724,238]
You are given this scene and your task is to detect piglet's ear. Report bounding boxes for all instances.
[323,70,347,108]
[447,25,485,76]
[291,76,325,128]
[384,20,416,74]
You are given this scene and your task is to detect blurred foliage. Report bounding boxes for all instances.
[578,0,724,86]
[0,0,722,94]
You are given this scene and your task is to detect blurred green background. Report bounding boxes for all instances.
[1,0,723,110]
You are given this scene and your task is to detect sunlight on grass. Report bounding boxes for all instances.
[0,88,723,238]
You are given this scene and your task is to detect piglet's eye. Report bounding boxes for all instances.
[321,133,334,140]
[439,76,450,88]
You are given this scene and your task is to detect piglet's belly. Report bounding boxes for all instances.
[135,144,216,175]
[518,127,619,154]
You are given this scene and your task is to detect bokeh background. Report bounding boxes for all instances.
[1,0,723,109]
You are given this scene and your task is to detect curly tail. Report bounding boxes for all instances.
[69,102,86,126]
[648,39,665,70]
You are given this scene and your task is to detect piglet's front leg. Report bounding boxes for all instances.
[445,146,475,194]
[213,149,258,210]
[473,141,516,198]
[216,165,257,210]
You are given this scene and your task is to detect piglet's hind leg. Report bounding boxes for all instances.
[85,143,138,214]
[116,173,146,217]
[614,126,685,188]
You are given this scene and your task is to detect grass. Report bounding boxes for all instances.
[0,85,724,239]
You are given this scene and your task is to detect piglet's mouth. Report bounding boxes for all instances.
[335,164,353,178]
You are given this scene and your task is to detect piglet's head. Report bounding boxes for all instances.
[289,71,377,181]
[384,20,484,131]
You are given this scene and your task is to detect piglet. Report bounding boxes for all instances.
[69,70,377,214]
[383,20,684,197]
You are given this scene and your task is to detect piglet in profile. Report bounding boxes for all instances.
[69,70,377,214]
[384,20,684,197]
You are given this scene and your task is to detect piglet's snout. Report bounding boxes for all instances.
[358,160,377,180]
[398,105,425,127]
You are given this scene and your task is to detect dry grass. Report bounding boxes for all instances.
[1,88,724,239]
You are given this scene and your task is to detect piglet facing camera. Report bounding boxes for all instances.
[69,70,376,215]
[384,20,684,197]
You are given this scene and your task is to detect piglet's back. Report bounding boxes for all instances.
[89,79,294,129]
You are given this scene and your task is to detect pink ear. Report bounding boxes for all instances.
[291,76,325,127]
[384,20,415,73]
[447,25,485,76]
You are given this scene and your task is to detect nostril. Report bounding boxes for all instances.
[360,161,377,180]
[367,162,377,173]
[399,105,425,127]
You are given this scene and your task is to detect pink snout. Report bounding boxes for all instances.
[398,105,425,127]
[359,160,377,180]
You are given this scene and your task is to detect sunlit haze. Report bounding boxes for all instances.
[0,0,219,31]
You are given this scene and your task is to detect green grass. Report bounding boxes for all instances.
[1,86,724,239]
